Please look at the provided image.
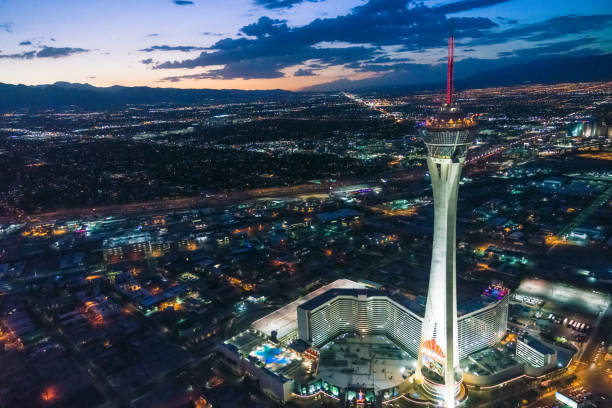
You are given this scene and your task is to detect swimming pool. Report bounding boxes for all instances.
[255,344,289,365]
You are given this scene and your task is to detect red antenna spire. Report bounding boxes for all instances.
[446,32,454,105]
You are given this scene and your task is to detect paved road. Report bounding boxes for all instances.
[1,130,545,225]
[550,184,612,246]
[578,300,612,365]
[0,168,426,224]
[1,118,562,234]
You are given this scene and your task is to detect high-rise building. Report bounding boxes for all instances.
[416,33,478,407]
[296,286,509,359]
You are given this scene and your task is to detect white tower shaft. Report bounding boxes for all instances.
[419,157,462,408]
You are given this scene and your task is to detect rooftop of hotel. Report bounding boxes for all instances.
[295,281,509,318]
[461,347,518,376]
[298,288,387,311]
[520,334,555,355]
[458,284,509,317]
[251,278,366,339]
[317,333,415,392]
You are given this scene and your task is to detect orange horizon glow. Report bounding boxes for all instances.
[0,58,380,91]
[85,67,379,91]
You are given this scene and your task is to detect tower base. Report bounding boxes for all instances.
[419,379,468,407]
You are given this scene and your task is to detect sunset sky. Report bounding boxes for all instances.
[1,0,611,90]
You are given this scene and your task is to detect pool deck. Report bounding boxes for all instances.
[316,333,415,392]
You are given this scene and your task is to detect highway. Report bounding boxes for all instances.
[1,169,428,224]
[577,300,612,365]
[0,130,547,226]
[551,184,612,246]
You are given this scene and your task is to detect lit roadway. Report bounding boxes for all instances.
[577,300,612,366]
[548,184,612,249]
[343,92,396,119]
[0,132,549,225]
[2,167,427,225]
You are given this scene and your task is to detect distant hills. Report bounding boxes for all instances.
[1,53,611,111]
[304,53,612,92]
[458,53,612,89]
[0,82,293,111]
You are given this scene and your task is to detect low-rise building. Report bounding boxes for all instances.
[516,334,557,369]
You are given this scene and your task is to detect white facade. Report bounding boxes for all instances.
[298,290,423,354]
[516,335,556,368]
[458,295,509,358]
[297,288,508,361]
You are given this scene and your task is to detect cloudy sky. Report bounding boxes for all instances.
[0,0,610,90]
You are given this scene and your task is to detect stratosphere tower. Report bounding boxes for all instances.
[416,33,478,408]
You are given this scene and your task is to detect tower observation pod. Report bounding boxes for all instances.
[416,33,477,408]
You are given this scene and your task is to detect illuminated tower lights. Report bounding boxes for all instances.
[416,32,478,408]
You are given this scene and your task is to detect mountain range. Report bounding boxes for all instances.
[1,53,611,111]
[0,83,293,111]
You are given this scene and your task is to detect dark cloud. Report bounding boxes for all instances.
[351,62,418,73]
[294,68,316,76]
[160,58,286,81]
[0,46,89,59]
[140,45,205,52]
[0,23,12,33]
[146,33,159,37]
[470,14,612,45]
[19,40,32,46]
[203,32,224,36]
[370,56,411,63]
[0,51,36,59]
[496,17,518,25]
[497,37,602,59]
[159,73,205,82]
[141,58,154,64]
[159,45,375,81]
[347,56,412,71]
[36,46,89,58]
[155,0,499,80]
[434,0,512,14]
[157,43,378,79]
[254,0,323,9]
[241,17,289,38]
[173,0,194,5]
